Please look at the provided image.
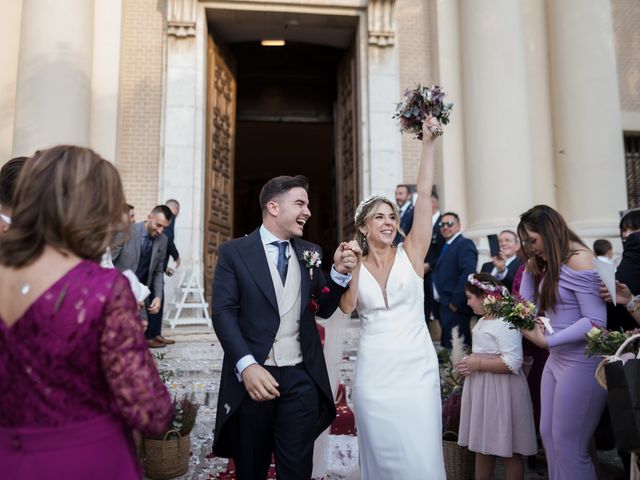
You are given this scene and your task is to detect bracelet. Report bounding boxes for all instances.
[477,359,483,371]
[627,295,640,314]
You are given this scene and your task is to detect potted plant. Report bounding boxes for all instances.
[439,327,474,480]
[143,395,199,480]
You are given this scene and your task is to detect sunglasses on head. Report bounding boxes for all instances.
[439,221,455,228]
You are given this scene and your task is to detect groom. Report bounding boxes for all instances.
[212,175,355,479]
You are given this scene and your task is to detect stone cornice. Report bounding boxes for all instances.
[368,0,396,47]
[168,0,197,37]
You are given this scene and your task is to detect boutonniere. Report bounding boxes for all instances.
[301,249,322,279]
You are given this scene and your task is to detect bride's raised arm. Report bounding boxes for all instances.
[403,118,438,274]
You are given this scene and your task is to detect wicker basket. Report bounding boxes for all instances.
[442,434,474,480]
[143,430,191,480]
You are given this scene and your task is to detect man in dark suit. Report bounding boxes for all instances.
[607,210,640,333]
[394,184,414,245]
[424,187,444,324]
[480,230,522,292]
[163,199,181,275]
[146,199,182,347]
[212,175,355,479]
[432,212,478,348]
[112,205,172,348]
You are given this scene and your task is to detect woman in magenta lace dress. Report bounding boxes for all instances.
[0,146,172,479]
[517,205,607,480]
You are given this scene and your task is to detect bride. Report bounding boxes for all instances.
[340,117,446,479]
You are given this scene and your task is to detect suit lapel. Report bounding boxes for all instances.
[290,238,311,315]
[240,229,278,312]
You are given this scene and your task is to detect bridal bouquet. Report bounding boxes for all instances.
[483,293,538,331]
[393,84,453,139]
[585,325,640,357]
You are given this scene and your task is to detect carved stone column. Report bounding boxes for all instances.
[167,0,196,37]
[368,0,396,47]
[366,0,402,199]
[161,0,201,265]
[547,0,626,237]
[13,0,94,154]
[460,0,534,236]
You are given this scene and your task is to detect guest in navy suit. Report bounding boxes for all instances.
[424,187,444,324]
[394,184,414,245]
[480,230,522,292]
[432,212,478,348]
[211,175,356,479]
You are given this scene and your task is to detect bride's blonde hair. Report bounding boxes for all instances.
[353,195,401,256]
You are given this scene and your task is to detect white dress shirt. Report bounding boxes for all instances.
[399,201,411,219]
[432,210,441,227]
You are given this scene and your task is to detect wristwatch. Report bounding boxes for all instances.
[626,295,640,314]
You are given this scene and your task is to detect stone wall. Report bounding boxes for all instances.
[612,0,640,113]
[117,0,166,216]
[396,0,437,186]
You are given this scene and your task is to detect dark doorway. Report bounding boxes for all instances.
[231,41,343,259]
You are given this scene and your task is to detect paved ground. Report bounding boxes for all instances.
[146,319,626,480]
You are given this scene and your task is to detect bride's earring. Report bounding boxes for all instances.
[357,231,368,250]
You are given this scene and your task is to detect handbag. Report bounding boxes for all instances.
[602,333,640,453]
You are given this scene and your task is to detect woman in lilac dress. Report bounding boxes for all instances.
[0,146,172,479]
[517,205,607,480]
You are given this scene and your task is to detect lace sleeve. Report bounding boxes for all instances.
[100,273,172,436]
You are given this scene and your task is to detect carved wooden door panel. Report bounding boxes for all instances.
[204,35,236,302]
[335,42,359,242]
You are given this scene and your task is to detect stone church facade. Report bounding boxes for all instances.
[1,0,639,285]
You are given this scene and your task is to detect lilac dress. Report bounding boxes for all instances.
[521,265,607,480]
[0,260,172,479]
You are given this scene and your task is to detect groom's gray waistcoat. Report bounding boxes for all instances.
[264,246,303,366]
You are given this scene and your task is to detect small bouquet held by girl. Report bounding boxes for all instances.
[393,84,453,139]
[475,275,540,332]
[455,273,538,477]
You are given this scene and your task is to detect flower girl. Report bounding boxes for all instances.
[455,273,537,480]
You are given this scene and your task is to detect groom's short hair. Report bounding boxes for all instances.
[259,175,309,214]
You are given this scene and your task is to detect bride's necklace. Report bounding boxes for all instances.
[20,283,31,295]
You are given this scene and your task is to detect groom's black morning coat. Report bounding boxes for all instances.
[211,228,346,457]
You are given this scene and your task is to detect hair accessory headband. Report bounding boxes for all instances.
[466,274,509,297]
[354,195,388,223]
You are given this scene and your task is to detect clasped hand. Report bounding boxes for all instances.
[455,355,478,377]
[242,364,280,402]
[334,240,363,274]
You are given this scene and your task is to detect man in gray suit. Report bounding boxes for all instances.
[112,205,173,348]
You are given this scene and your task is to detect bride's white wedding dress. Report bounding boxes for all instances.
[352,244,446,479]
